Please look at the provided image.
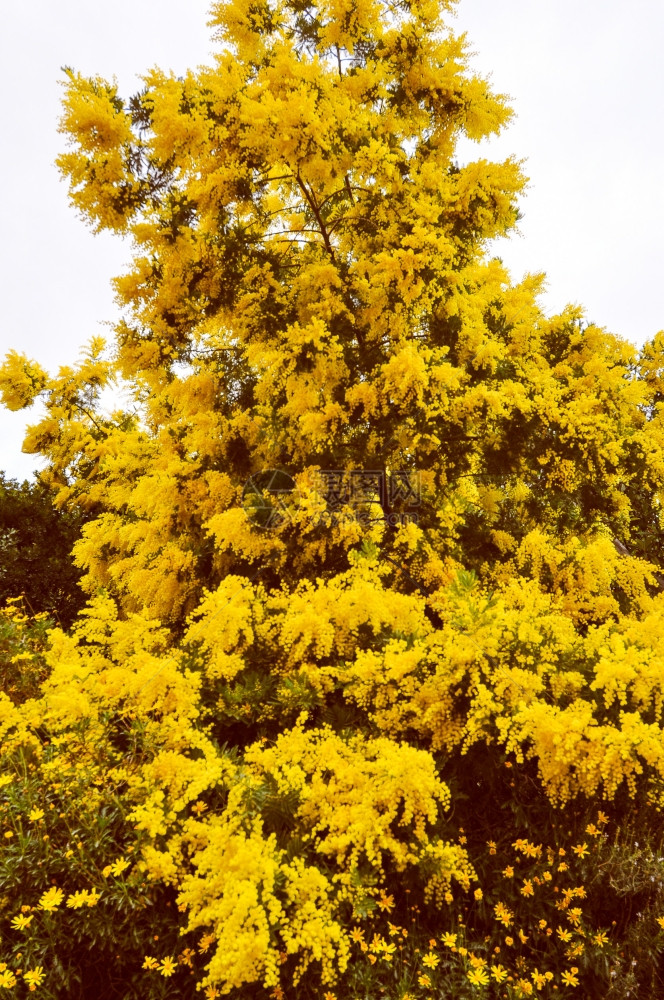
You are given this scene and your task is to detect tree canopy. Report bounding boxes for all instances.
[0,473,88,628]
[2,0,664,996]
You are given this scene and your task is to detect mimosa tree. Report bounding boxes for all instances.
[2,0,664,996]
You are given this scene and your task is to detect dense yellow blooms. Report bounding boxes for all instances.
[0,350,48,411]
[3,0,664,995]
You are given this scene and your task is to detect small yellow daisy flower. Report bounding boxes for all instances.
[158,956,177,977]
[23,967,45,989]
[561,967,579,987]
[38,887,64,912]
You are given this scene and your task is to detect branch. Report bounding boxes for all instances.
[295,173,336,260]
[344,174,356,206]
[72,401,105,433]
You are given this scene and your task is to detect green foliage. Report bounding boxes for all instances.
[0,474,87,628]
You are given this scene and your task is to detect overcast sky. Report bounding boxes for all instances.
[1,0,663,481]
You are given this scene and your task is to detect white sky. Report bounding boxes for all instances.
[1,0,663,481]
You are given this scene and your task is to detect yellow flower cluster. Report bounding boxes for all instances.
[434,823,613,996]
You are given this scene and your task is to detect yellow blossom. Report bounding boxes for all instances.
[38,887,64,912]
[494,902,514,927]
[198,933,215,954]
[468,954,487,969]
[108,857,131,877]
[561,968,579,987]
[158,956,177,977]
[23,968,45,989]
[491,964,508,982]
[467,967,490,986]
[10,915,33,931]
[66,889,101,909]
